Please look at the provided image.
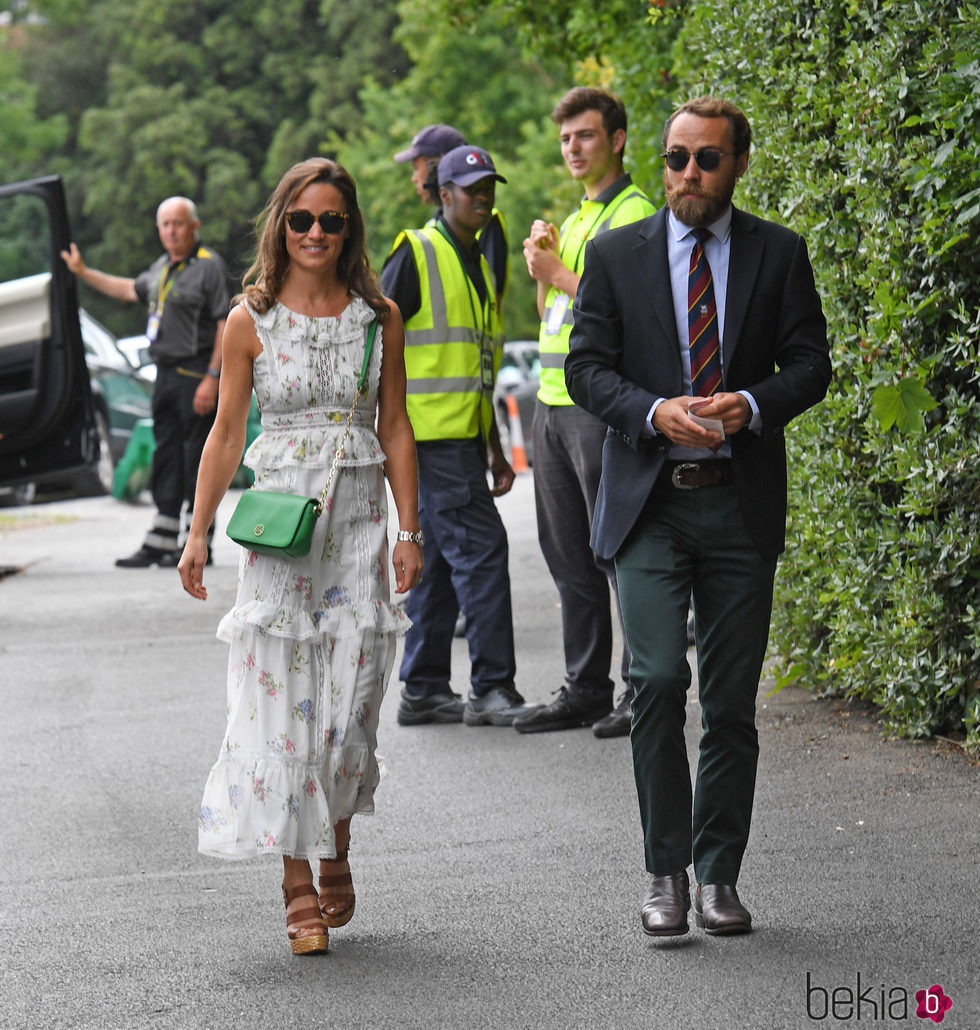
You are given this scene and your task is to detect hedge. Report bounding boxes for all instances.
[660,0,980,750]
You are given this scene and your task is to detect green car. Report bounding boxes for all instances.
[78,308,154,494]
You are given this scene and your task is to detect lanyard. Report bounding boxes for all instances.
[154,249,197,314]
[434,221,492,342]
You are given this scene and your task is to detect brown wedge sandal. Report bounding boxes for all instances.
[282,881,329,955]
[318,847,355,928]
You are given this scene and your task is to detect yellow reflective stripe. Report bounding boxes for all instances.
[540,303,575,329]
[406,376,484,393]
[538,352,566,369]
[410,231,448,328]
[404,326,485,346]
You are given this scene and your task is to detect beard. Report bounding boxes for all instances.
[664,173,735,227]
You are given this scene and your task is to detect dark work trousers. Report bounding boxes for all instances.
[615,474,777,886]
[532,399,630,701]
[144,363,216,554]
[399,436,516,700]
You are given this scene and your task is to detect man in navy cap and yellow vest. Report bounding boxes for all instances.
[382,145,529,727]
[514,88,655,737]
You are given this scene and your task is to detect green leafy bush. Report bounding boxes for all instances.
[413,0,980,750]
[672,0,980,751]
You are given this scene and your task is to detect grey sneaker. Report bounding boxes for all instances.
[463,686,529,726]
[397,691,464,726]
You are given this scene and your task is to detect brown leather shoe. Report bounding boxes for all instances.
[641,870,690,937]
[694,883,752,935]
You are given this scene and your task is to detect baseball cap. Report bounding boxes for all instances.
[393,123,467,163]
[437,145,508,188]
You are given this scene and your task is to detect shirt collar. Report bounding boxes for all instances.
[166,246,200,269]
[436,214,481,258]
[582,173,633,207]
[667,205,733,245]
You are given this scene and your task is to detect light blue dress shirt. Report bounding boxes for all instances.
[646,207,761,458]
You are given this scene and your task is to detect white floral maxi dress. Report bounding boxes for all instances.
[198,297,409,861]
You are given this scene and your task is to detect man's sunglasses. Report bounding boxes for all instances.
[285,209,349,234]
[661,147,733,172]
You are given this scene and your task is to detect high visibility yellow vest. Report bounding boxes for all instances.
[538,178,655,405]
[396,226,502,441]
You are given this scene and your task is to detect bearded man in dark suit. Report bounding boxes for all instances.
[565,96,831,937]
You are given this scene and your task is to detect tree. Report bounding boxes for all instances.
[670,0,980,750]
[14,0,408,334]
[6,0,976,747]
[386,0,980,750]
[332,0,576,339]
[0,39,68,184]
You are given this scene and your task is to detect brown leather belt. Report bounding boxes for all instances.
[662,460,733,489]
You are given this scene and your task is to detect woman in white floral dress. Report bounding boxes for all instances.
[179,158,422,956]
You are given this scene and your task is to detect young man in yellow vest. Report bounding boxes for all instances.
[382,145,530,727]
[514,88,656,737]
[394,123,513,644]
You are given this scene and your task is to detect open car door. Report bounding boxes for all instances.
[0,174,98,488]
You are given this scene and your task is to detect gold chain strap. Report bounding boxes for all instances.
[314,392,361,515]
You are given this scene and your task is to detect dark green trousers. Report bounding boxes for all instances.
[616,476,777,885]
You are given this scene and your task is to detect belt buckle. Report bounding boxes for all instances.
[671,462,700,489]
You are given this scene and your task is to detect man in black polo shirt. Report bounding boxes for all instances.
[62,196,230,566]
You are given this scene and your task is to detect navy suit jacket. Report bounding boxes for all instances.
[565,206,831,560]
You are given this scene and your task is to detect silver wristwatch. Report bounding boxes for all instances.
[396,529,425,546]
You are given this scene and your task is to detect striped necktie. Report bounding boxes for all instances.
[688,228,722,397]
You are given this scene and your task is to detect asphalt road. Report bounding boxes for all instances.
[1,474,977,1030]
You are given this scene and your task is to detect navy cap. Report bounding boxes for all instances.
[437,145,507,188]
[393,123,467,163]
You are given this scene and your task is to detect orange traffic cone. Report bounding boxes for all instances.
[505,392,529,472]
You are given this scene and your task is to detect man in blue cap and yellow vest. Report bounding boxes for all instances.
[382,145,529,728]
[394,123,510,311]
[514,87,655,737]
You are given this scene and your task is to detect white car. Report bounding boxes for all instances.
[493,340,539,466]
[116,333,155,380]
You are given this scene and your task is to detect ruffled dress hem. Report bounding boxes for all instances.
[216,598,410,644]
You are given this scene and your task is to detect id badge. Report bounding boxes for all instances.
[545,292,569,335]
[145,311,160,342]
[481,347,494,390]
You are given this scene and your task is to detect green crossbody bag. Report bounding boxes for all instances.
[225,318,378,559]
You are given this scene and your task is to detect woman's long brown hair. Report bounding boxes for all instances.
[237,157,387,320]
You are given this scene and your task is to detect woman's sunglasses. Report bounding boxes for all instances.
[285,209,349,234]
[661,147,732,172]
